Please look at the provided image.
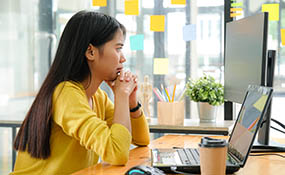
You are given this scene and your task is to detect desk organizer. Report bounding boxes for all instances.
[157,101,185,125]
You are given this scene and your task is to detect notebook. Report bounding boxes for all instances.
[151,85,273,174]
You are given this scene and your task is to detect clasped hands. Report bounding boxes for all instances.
[107,70,138,106]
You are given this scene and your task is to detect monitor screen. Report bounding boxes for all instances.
[224,13,268,104]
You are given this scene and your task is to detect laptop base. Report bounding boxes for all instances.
[155,165,200,174]
[155,165,240,174]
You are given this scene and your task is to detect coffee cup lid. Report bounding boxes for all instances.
[199,137,227,148]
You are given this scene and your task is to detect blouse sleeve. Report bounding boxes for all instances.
[101,91,115,127]
[130,111,150,146]
[52,82,131,165]
[100,90,150,146]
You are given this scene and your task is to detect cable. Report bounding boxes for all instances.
[271,126,285,134]
[271,118,285,130]
[250,153,285,158]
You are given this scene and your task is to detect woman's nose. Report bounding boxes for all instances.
[120,54,126,63]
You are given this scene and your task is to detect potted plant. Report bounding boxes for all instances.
[185,75,224,122]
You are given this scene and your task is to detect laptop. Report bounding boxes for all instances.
[151,85,273,174]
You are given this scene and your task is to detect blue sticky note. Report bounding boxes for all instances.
[183,24,196,41]
[130,34,144,50]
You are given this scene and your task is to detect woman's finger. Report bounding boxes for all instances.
[133,75,138,83]
[119,70,124,81]
[124,71,131,82]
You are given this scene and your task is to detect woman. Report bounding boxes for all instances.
[11,10,150,175]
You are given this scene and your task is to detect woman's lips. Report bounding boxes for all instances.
[116,68,123,75]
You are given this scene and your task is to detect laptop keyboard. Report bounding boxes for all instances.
[177,148,200,165]
[177,148,240,166]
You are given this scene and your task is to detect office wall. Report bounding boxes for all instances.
[0,0,225,120]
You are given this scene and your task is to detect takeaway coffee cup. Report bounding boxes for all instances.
[199,137,228,175]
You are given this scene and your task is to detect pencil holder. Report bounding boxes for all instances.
[157,101,185,125]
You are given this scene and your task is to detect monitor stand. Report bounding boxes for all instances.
[251,50,285,153]
[251,140,285,152]
[251,108,285,153]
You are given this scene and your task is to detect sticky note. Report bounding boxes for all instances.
[253,95,267,112]
[231,2,243,7]
[262,4,279,21]
[92,0,107,7]
[153,58,169,75]
[130,34,144,50]
[125,0,139,15]
[171,0,186,5]
[230,8,243,12]
[281,29,285,46]
[183,24,196,41]
[150,15,165,32]
[230,13,242,17]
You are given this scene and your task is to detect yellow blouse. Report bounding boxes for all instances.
[11,81,150,175]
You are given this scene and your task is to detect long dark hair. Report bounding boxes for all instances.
[14,11,126,159]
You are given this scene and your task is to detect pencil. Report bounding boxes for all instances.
[172,84,176,102]
[155,88,166,102]
[178,88,186,101]
[161,84,168,102]
[165,88,171,102]
[153,88,163,101]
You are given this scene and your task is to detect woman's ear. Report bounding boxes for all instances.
[85,44,97,61]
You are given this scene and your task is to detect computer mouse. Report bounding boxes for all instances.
[125,165,166,175]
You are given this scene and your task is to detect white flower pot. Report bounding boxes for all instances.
[197,102,217,123]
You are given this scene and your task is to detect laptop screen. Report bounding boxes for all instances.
[228,85,273,166]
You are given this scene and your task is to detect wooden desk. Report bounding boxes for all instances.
[0,118,234,170]
[72,135,285,175]
[149,118,234,135]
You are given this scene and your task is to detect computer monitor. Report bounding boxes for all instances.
[224,13,267,103]
[224,12,285,152]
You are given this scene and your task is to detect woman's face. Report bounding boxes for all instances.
[91,29,126,82]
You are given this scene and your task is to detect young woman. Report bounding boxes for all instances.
[11,10,150,175]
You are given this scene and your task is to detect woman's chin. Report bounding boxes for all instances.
[108,75,118,82]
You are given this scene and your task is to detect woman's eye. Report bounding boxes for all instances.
[116,48,122,51]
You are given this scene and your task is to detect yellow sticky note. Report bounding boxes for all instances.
[150,15,165,32]
[125,0,139,15]
[253,95,267,112]
[230,13,242,18]
[171,0,186,5]
[281,29,285,46]
[262,4,279,21]
[92,0,107,6]
[230,8,243,12]
[153,58,169,75]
